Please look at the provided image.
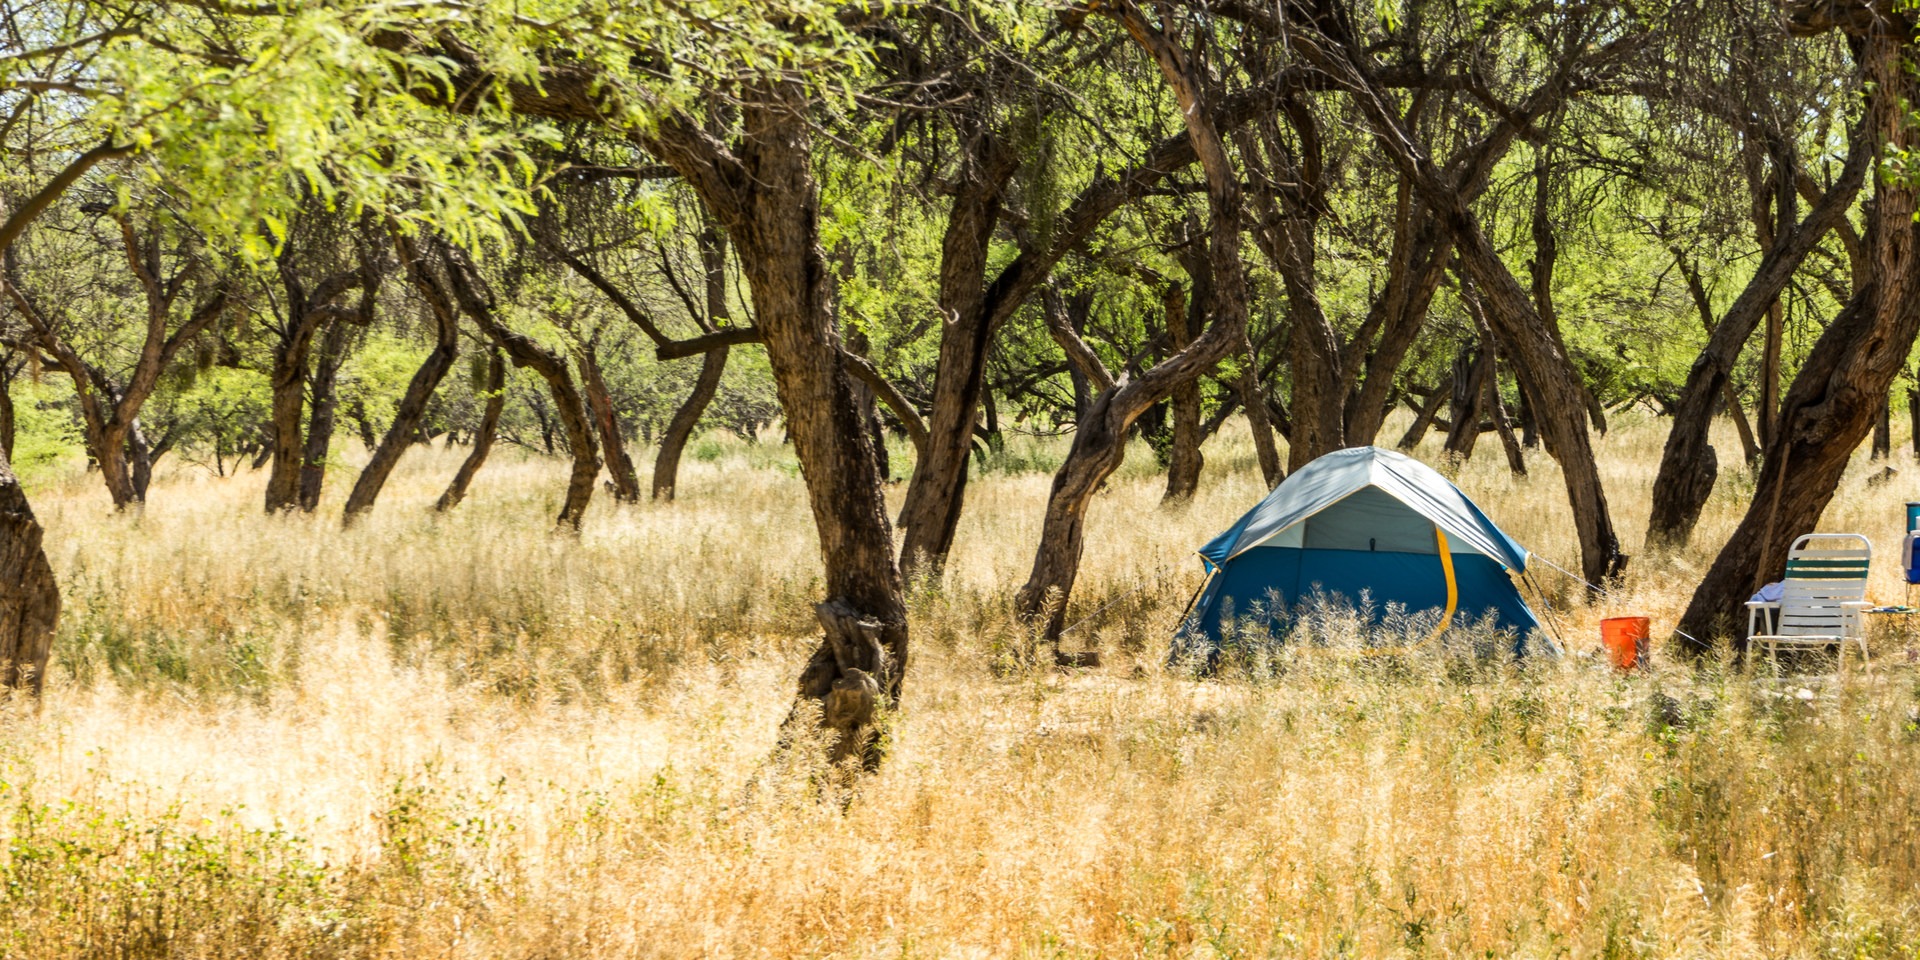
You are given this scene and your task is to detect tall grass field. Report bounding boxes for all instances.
[5,412,1920,958]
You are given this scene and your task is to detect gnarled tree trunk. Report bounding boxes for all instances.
[697,94,907,769]
[1398,376,1451,450]
[0,357,16,464]
[1443,340,1491,460]
[0,445,56,696]
[655,348,727,501]
[1645,133,1870,547]
[3,244,229,511]
[654,227,735,502]
[1239,332,1284,487]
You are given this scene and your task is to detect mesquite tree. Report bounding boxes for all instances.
[1014,1,1251,640]
[2,211,232,510]
[264,216,380,513]
[1678,1,1920,649]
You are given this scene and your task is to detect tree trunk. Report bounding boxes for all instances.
[265,268,362,513]
[263,311,321,512]
[1516,379,1540,448]
[1760,298,1784,447]
[299,318,352,512]
[654,347,728,502]
[127,420,157,501]
[3,275,227,511]
[1873,393,1892,459]
[1724,381,1762,465]
[342,236,459,526]
[0,444,56,696]
[1240,108,1344,470]
[1678,21,1920,651]
[579,337,640,502]
[436,349,505,512]
[1910,386,1919,459]
[1529,146,1608,437]
[642,86,908,769]
[1645,135,1870,546]
[644,225,735,503]
[1443,342,1491,460]
[1398,376,1451,450]
[1489,365,1527,476]
[1746,134,1793,452]
[1455,214,1626,587]
[0,372,14,465]
[895,134,1019,579]
[727,106,904,769]
[1239,333,1284,488]
[1162,285,1204,502]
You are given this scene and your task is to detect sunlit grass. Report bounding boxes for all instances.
[6,412,1920,957]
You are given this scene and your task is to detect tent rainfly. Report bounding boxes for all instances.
[1180,446,1542,654]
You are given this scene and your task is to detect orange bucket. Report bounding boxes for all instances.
[1600,616,1650,670]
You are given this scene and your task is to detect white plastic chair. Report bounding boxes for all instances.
[1747,533,1873,671]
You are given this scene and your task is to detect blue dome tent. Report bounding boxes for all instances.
[1179,446,1543,655]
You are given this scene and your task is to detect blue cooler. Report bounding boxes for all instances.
[1905,502,1920,585]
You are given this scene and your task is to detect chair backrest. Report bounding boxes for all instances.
[1776,533,1871,636]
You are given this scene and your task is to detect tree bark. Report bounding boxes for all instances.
[1442,340,1491,460]
[0,368,14,465]
[1344,200,1452,446]
[1398,376,1452,450]
[579,335,640,502]
[561,222,738,504]
[1239,332,1284,488]
[0,444,56,696]
[1678,17,1920,651]
[1162,285,1204,502]
[895,133,1019,578]
[1489,365,1527,476]
[265,268,361,513]
[655,347,727,502]
[342,233,459,525]
[1645,133,1871,546]
[436,349,505,511]
[1873,394,1892,459]
[299,318,353,512]
[1910,386,1919,459]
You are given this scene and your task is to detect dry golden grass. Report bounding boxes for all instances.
[6,412,1920,958]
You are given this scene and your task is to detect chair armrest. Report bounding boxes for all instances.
[1843,601,1874,637]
